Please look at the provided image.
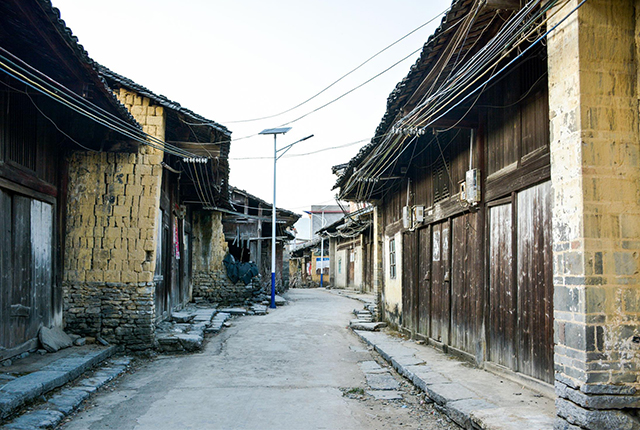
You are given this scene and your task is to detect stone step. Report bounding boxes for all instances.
[1,356,131,429]
[0,346,117,422]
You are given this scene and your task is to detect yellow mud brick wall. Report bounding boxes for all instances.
[65,90,165,284]
[63,90,165,349]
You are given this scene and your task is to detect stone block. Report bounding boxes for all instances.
[425,383,475,406]
[3,409,65,429]
[146,115,164,126]
[556,397,640,430]
[48,388,91,415]
[365,373,399,391]
[446,398,497,429]
[614,252,639,276]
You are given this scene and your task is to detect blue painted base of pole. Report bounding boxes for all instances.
[320,273,323,288]
[270,272,276,309]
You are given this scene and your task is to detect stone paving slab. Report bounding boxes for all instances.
[359,361,384,373]
[365,373,400,391]
[218,308,247,315]
[0,346,116,421]
[1,356,131,429]
[2,409,65,429]
[192,309,216,323]
[424,382,475,406]
[47,388,92,415]
[353,330,556,430]
[471,406,555,430]
[367,390,403,400]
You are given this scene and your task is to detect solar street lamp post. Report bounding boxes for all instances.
[259,128,313,308]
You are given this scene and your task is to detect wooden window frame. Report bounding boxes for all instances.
[389,238,396,279]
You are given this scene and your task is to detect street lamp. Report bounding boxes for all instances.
[259,127,314,308]
[320,209,326,288]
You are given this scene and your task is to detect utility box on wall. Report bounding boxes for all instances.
[465,168,481,204]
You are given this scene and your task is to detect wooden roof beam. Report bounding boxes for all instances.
[482,0,520,11]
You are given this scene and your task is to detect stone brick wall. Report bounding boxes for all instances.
[548,0,640,427]
[191,210,237,303]
[192,271,257,305]
[63,90,165,350]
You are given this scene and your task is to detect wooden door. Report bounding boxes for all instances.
[0,190,54,356]
[488,203,517,370]
[402,231,417,333]
[417,226,431,337]
[180,219,192,304]
[0,189,10,352]
[348,248,355,287]
[517,181,554,383]
[430,221,451,344]
[450,212,483,358]
[154,209,171,322]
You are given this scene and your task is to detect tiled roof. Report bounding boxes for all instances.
[334,0,479,191]
[32,0,141,129]
[229,186,300,221]
[98,64,231,137]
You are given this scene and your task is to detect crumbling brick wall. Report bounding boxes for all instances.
[191,211,256,304]
[63,90,165,350]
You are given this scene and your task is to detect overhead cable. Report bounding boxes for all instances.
[341,0,584,200]
[0,46,203,159]
[216,7,450,124]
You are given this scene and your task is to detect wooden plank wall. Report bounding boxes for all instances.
[389,51,553,384]
[450,212,483,357]
[488,203,517,370]
[402,231,416,331]
[0,190,11,351]
[417,226,431,336]
[516,182,553,383]
[430,221,450,344]
[0,191,55,354]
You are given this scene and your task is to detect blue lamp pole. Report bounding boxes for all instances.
[259,128,313,308]
[319,208,326,288]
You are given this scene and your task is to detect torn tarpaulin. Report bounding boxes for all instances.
[223,253,259,285]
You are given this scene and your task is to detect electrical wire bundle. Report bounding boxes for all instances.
[0,46,204,160]
[340,0,585,202]
[0,44,233,209]
[322,220,372,239]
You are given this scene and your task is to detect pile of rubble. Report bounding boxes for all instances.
[155,295,288,353]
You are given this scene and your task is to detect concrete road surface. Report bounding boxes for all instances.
[59,289,458,430]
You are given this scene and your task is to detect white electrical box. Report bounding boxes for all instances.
[402,206,411,229]
[413,206,424,224]
[465,168,481,204]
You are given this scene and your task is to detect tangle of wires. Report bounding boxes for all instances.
[0,45,205,160]
[340,0,580,201]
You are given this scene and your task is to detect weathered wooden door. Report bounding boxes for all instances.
[170,214,179,309]
[180,218,192,304]
[430,221,450,344]
[402,231,417,333]
[417,226,431,337]
[348,248,355,287]
[154,209,171,322]
[488,203,517,370]
[0,190,54,357]
[517,181,554,383]
[450,212,483,359]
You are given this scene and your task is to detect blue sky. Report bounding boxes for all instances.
[52,0,451,213]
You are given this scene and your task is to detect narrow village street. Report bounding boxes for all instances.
[58,289,459,430]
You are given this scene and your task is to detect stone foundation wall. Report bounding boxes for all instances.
[64,282,155,351]
[192,270,261,305]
